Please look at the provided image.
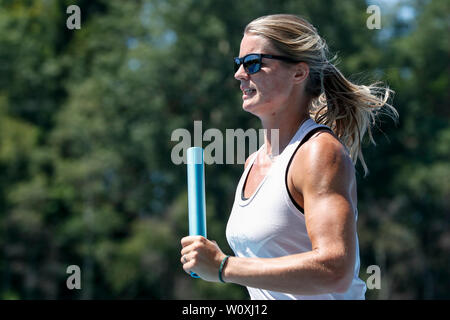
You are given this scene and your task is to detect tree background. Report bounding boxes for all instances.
[0,0,448,299]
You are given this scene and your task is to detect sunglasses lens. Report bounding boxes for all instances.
[243,55,261,74]
[246,62,260,74]
[233,54,262,74]
[234,57,241,72]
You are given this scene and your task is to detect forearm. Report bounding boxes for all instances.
[222,250,350,295]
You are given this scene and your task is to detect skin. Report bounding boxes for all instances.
[180,33,358,295]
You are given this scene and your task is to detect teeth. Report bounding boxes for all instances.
[244,89,255,94]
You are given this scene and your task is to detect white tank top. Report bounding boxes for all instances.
[226,119,367,300]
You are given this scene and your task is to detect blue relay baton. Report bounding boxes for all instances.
[186,147,207,278]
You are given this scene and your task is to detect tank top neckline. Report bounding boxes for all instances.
[239,119,315,206]
[239,148,276,206]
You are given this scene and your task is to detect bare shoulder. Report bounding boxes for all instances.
[291,131,355,194]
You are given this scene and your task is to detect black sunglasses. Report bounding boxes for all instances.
[234,53,299,74]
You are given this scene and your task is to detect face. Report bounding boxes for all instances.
[234,34,300,117]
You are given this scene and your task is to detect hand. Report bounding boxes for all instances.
[180,236,227,282]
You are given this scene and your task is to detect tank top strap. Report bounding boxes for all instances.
[278,119,332,164]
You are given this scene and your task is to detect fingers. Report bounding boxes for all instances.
[180,236,211,276]
[181,235,206,248]
[180,252,196,265]
[180,243,195,257]
[180,236,208,257]
[180,252,198,275]
[182,259,196,275]
[182,257,195,274]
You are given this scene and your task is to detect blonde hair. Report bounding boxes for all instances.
[245,14,399,176]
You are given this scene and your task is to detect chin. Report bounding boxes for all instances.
[243,94,268,109]
[242,101,257,113]
[242,102,266,117]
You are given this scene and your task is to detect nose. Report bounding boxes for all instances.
[234,63,249,81]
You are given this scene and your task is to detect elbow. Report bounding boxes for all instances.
[319,253,355,294]
[331,267,353,293]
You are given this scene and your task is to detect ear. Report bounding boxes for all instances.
[292,62,309,85]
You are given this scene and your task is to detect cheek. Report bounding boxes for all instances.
[258,77,289,103]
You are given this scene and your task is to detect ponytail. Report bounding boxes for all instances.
[310,62,398,176]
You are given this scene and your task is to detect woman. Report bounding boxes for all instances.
[180,14,398,299]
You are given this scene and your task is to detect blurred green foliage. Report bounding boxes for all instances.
[0,0,448,299]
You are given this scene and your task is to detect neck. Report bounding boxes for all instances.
[260,109,310,158]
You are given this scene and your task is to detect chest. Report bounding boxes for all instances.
[243,157,306,210]
[242,157,273,199]
[227,165,311,256]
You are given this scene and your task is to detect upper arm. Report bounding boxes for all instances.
[292,134,357,284]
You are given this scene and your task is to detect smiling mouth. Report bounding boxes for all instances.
[242,88,256,98]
